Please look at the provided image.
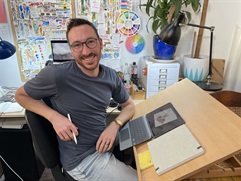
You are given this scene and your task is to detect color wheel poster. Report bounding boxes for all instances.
[117,11,141,37]
[126,34,145,54]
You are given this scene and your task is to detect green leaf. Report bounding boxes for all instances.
[155,5,165,19]
[191,0,200,12]
[161,19,168,29]
[184,11,191,23]
[152,19,160,33]
[173,0,182,18]
[153,6,159,19]
[146,16,154,33]
[141,0,201,32]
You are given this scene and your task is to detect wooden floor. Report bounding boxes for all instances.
[39,168,55,181]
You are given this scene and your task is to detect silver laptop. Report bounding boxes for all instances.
[119,102,185,151]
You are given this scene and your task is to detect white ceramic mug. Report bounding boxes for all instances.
[183,54,209,81]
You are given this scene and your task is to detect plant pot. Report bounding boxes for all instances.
[153,35,176,60]
[183,55,209,81]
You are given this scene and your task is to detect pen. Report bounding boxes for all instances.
[67,114,77,144]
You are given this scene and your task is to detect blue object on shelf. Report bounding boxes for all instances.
[153,35,176,60]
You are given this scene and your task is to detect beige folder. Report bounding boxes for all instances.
[147,124,204,175]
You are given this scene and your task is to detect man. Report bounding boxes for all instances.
[15,18,137,181]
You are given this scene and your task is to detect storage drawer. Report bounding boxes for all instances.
[149,73,179,80]
[148,80,177,91]
[140,56,180,99]
[149,66,180,73]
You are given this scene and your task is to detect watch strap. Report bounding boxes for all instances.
[114,119,123,127]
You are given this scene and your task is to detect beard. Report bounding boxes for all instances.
[76,53,101,71]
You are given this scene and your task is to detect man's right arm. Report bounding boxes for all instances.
[15,86,79,141]
[15,86,58,121]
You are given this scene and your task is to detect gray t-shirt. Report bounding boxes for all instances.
[24,61,129,171]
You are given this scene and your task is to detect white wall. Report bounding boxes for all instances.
[176,0,241,76]
[121,0,241,78]
[1,0,241,87]
[0,0,23,87]
[200,0,241,60]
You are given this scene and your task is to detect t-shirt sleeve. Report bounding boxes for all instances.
[24,66,57,100]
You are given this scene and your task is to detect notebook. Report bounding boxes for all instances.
[148,124,205,175]
[137,149,153,171]
[119,102,185,151]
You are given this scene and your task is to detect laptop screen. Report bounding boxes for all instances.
[51,40,74,62]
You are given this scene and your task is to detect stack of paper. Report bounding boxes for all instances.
[0,102,23,113]
[1,118,26,129]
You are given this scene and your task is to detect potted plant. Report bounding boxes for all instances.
[139,0,202,34]
[139,0,201,60]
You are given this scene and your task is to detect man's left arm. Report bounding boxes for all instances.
[96,97,135,153]
[112,97,135,126]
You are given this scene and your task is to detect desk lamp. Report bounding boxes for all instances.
[181,23,222,91]
[0,37,16,60]
[159,12,222,91]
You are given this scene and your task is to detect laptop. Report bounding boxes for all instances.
[51,40,75,62]
[119,102,185,151]
[148,124,205,175]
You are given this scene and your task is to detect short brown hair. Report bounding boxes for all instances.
[66,18,99,41]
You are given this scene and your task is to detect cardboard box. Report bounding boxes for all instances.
[211,59,225,84]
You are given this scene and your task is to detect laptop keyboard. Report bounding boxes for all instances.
[129,118,151,145]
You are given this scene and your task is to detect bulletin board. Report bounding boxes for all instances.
[7,0,75,81]
[8,0,138,81]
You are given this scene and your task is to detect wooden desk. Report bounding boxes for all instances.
[133,78,241,181]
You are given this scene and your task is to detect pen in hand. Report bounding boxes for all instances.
[67,114,77,144]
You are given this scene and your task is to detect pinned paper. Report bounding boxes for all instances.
[90,0,101,13]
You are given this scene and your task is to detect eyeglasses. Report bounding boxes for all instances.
[70,38,98,52]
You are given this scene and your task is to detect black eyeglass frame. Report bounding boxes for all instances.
[70,38,99,52]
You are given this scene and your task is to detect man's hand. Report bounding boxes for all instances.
[51,113,78,142]
[96,121,119,153]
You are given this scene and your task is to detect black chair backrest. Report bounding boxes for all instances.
[25,98,76,181]
[25,110,60,168]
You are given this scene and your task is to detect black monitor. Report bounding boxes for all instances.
[51,40,74,62]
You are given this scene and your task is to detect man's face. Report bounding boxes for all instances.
[68,25,103,74]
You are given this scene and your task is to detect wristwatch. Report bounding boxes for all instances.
[114,119,123,127]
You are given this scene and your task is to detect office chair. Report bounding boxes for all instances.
[210,90,241,117]
[25,98,135,181]
[25,98,76,181]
